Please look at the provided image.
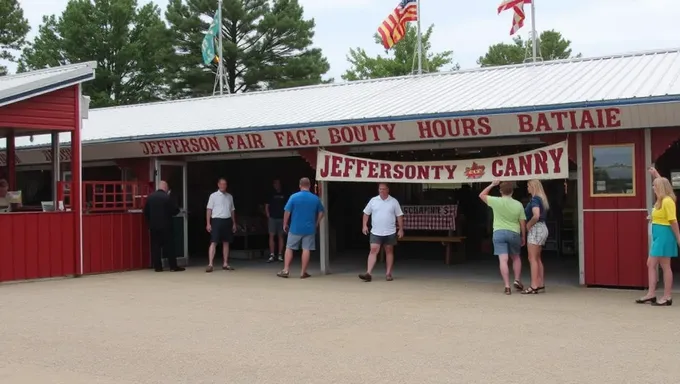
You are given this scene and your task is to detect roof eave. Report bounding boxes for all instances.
[0,62,97,108]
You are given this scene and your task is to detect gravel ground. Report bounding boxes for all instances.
[0,267,678,384]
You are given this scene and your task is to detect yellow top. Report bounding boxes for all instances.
[652,196,677,226]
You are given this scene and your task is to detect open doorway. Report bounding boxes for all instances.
[184,155,314,266]
[326,144,580,286]
[651,138,680,279]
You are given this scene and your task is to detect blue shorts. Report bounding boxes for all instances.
[286,233,315,251]
[650,224,678,257]
[493,230,521,256]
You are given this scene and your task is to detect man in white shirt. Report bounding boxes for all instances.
[359,183,404,282]
[206,178,237,272]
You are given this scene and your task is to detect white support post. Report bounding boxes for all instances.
[576,133,585,285]
[319,181,330,274]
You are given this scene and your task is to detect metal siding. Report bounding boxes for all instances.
[0,212,77,282]
[582,131,648,287]
[82,213,149,274]
[5,49,680,149]
[0,86,77,130]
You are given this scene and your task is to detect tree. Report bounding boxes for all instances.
[18,0,174,107]
[164,0,330,98]
[342,24,457,81]
[477,30,581,67]
[0,0,30,76]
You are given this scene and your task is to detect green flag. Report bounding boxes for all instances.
[202,34,216,65]
[201,9,221,65]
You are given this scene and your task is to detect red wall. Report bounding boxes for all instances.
[582,130,648,287]
[0,86,78,131]
[0,212,77,282]
[82,213,149,274]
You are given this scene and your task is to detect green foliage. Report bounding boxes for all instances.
[164,0,330,97]
[477,30,581,67]
[0,0,30,75]
[19,0,174,107]
[342,24,458,81]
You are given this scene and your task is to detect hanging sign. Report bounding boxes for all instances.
[316,141,568,183]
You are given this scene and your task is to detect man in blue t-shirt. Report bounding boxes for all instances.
[277,177,324,279]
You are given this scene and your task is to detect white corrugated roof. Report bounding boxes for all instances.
[0,62,97,109]
[6,48,680,149]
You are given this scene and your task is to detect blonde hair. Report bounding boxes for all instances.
[527,179,550,211]
[653,177,676,209]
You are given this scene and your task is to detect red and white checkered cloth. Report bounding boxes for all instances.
[402,205,457,231]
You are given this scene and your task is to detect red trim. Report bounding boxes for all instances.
[72,85,83,275]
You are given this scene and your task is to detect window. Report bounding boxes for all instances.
[590,144,636,197]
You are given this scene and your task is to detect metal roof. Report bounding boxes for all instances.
[0,62,97,109]
[6,48,680,149]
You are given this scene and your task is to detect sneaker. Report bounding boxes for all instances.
[277,270,290,278]
[358,273,372,282]
[267,255,276,263]
[277,254,284,262]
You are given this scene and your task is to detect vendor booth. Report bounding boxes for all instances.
[3,49,680,288]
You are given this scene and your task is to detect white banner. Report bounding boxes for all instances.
[316,141,568,183]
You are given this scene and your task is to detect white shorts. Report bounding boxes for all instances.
[527,222,549,246]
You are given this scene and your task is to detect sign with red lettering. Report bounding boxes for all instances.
[402,205,457,231]
[316,141,568,183]
[2,101,680,166]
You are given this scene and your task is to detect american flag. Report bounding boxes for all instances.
[497,0,531,35]
[378,0,418,49]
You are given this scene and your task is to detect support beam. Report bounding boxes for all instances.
[319,180,330,274]
[72,85,83,276]
[644,128,653,253]
[7,130,16,189]
[51,132,61,205]
[576,133,585,285]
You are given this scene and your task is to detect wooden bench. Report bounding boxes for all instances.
[379,235,466,265]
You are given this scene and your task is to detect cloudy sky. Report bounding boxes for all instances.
[8,0,680,79]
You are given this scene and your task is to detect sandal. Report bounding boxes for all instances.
[504,287,512,295]
[205,265,213,273]
[537,286,545,292]
[300,272,311,279]
[513,280,524,291]
[223,265,234,271]
[277,270,289,278]
[386,274,394,281]
[358,273,372,282]
[521,287,539,294]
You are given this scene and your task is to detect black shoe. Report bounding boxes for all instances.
[154,268,163,272]
[651,298,672,306]
[358,273,372,282]
[170,267,186,272]
[635,296,656,304]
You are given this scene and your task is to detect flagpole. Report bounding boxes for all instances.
[416,0,422,74]
[217,0,225,94]
[530,0,537,62]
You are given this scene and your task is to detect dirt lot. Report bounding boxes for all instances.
[0,267,678,384]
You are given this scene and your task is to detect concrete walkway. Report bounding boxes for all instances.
[0,266,678,384]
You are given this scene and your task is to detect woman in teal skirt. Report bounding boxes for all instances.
[636,167,680,306]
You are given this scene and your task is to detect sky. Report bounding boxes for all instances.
[7,0,680,80]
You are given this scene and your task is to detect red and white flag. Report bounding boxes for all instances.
[498,0,531,35]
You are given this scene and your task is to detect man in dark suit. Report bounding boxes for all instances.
[143,180,185,272]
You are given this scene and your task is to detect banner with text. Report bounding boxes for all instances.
[3,102,680,166]
[316,141,568,183]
